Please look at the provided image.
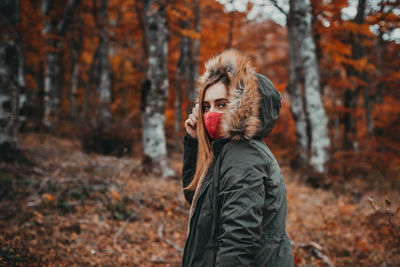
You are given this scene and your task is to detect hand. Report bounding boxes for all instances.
[185,104,199,139]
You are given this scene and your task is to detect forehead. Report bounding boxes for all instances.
[204,82,227,102]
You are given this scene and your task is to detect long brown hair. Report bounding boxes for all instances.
[184,74,230,191]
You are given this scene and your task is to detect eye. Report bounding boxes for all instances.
[202,104,210,111]
[217,102,226,108]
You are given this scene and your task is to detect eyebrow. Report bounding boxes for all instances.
[202,98,228,103]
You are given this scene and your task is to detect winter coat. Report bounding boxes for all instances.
[181,49,294,267]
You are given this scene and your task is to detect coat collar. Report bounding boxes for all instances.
[211,138,230,159]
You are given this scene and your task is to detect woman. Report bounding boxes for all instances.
[182,49,294,267]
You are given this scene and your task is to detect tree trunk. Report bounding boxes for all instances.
[134,0,149,76]
[355,0,372,138]
[69,48,79,120]
[363,73,373,138]
[42,0,60,129]
[186,0,200,114]
[68,2,82,121]
[343,0,367,150]
[0,0,23,161]
[286,2,309,168]
[290,0,330,173]
[141,0,174,177]
[42,0,80,130]
[175,84,182,148]
[96,0,112,129]
[375,28,384,104]
[175,18,192,147]
[82,46,100,123]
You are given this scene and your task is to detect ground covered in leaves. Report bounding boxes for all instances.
[1,133,399,266]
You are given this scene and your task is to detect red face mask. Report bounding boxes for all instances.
[203,111,224,140]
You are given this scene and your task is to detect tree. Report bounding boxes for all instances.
[273,0,331,174]
[141,0,174,177]
[175,16,191,144]
[41,0,80,130]
[0,0,24,161]
[173,0,200,146]
[67,3,83,120]
[94,0,112,129]
[190,0,200,105]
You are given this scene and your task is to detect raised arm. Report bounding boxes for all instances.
[182,104,199,204]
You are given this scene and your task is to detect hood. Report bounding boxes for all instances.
[197,49,282,141]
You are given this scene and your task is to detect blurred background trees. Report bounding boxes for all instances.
[0,0,399,182]
[0,0,24,161]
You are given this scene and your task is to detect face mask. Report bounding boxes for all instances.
[203,111,224,140]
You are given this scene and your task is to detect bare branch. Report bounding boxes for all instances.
[270,0,288,17]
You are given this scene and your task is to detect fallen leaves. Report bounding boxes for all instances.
[0,133,399,266]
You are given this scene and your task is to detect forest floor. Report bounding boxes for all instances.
[0,133,399,267]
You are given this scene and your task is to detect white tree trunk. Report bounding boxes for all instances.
[142,0,174,177]
[292,0,330,173]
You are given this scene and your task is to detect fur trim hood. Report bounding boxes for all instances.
[197,49,282,140]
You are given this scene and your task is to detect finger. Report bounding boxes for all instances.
[192,108,198,119]
[189,114,197,122]
[185,118,194,128]
[184,118,190,127]
[188,117,196,127]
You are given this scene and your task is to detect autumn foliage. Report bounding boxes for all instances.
[1,0,399,266]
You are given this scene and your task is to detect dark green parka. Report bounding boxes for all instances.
[182,49,294,267]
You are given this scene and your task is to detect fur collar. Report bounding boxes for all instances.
[197,49,262,141]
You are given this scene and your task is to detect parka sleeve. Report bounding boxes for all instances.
[216,142,265,267]
[181,132,198,204]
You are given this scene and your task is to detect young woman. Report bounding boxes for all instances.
[182,49,294,266]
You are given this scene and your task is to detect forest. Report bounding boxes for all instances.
[0,0,399,266]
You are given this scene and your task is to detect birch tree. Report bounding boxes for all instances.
[272,0,330,173]
[292,0,330,173]
[141,0,174,177]
[0,0,24,161]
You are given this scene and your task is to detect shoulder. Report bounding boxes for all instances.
[217,140,269,191]
[220,139,275,167]
[218,139,270,175]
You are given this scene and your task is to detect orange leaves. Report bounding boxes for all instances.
[338,203,356,216]
[321,40,351,58]
[32,211,44,224]
[342,21,375,38]
[111,189,122,202]
[43,193,55,201]
[180,28,200,39]
[339,56,376,79]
